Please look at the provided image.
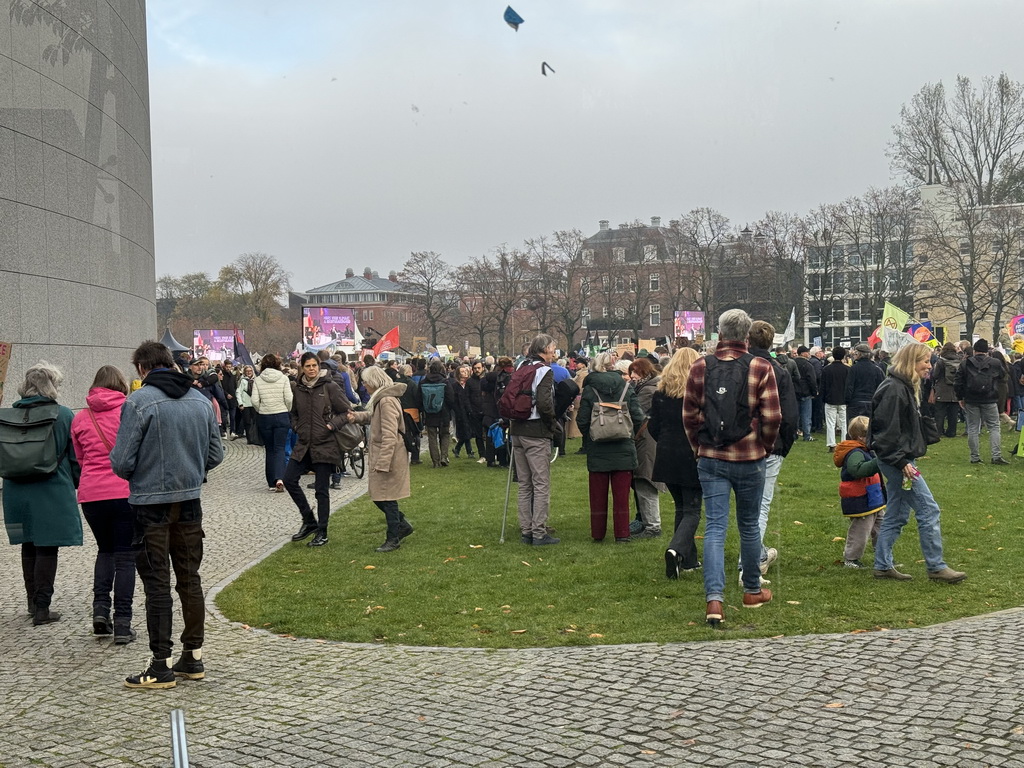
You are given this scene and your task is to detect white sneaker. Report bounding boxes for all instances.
[476,457,487,464]
[738,572,770,587]
[760,547,778,575]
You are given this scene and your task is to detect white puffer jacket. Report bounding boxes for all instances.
[251,368,293,415]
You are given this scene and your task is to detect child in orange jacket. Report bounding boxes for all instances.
[833,416,886,568]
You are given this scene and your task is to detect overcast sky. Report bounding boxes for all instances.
[146,0,1022,294]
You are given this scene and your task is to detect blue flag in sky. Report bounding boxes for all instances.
[504,6,524,30]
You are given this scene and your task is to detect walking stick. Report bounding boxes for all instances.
[500,436,514,544]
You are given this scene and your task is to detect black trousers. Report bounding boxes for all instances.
[21,543,59,612]
[284,454,334,532]
[82,498,136,626]
[936,401,960,437]
[134,500,205,660]
[665,484,703,570]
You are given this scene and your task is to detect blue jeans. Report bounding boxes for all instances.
[798,397,812,438]
[698,457,766,602]
[873,460,948,573]
[257,412,291,488]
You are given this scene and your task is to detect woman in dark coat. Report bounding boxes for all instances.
[420,360,456,467]
[576,352,647,542]
[284,352,350,547]
[628,357,662,537]
[649,348,702,577]
[2,361,83,625]
[451,364,476,458]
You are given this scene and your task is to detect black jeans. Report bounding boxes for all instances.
[284,454,334,532]
[936,401,959,437]
[374,500,408,539]
[82,498,136,626]
[257,412,290,487]
[666,484,702,569]
[134,500,205,660]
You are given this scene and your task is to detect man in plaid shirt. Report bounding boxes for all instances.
[683,309,782,626]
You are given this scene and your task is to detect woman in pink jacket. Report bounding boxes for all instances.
[70,365,136,644]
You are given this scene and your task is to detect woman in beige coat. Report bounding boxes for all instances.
[348,365,413,552]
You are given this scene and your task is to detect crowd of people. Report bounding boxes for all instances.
[4,315,1010,690]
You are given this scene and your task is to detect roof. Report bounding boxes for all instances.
[306,276,421,294]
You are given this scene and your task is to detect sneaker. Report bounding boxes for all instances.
[532,534,560,546]
[681,561,702,573]
[93,615,113,636]
[125,659,176,689]
[760,547,778,575]
[665,549,680,580]
[614,537,631,544]
[172,649,205,680]
[275,480,285,493]
[742,588,773,608]
[114,628,137,645]
[827,446,835,453]
[330,482,342,490]
[32,609,61,626]
[970,459,982,464]
[628,519,646,536]
[706,600,725,626]
[738,572,769,587]
[993,457,1010,465]
[306,481,316,489]
[397,521,414,540]
[873,567,913,580]
[521,534,533,545]
[307,531,328,547]
[632,527,662,540]
[376,538,401,553]
[928,567,967,584]
[843,560,864,569]
[477,457,487,464]
[803,436,815,441]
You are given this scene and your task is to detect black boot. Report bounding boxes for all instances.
[376,538,401,553]
[21,545,36,616]
[291,521,318,542]
[32,547,60,626]
[34,608,62,626]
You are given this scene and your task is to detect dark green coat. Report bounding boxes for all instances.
[2,396,83,547]
[577,371,646,472]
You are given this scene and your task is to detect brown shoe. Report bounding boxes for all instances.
[706,600,725,626]
[873,568,913,580]
[742,589,773,608]
[928,567,967,584]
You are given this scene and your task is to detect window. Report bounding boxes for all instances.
[643,244,657,261]
[602,306,609,318]
[580,276,590,294]
[581,307,590,328]
[649,304,661,326]
[807,247,825,270]
[582,249,594,264]
[649,272,660,291]
[613,247,626,263]
[614,277,625,292]
[598,335,608,347]
[602,276,610,289]
[629,276,637,293]
[614,307,625,319]
[829,304,844,323]
[847,299,862,322]
[807,306,821,325]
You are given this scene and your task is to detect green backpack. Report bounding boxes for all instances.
[0,404,63,482]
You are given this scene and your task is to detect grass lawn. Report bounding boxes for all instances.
[215,429,1024,648]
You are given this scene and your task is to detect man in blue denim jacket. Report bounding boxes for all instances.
[111,341,223,690]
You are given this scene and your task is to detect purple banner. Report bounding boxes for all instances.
[193,329,240,362]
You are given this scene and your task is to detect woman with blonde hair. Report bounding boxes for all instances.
[649,348,702,577]
[348,365,414,552]
[71,365,137,643]
[869,342,965,583]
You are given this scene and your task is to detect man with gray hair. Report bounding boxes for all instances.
[683,309,781,626]
[507,334,559,545]
[844,343,884,423]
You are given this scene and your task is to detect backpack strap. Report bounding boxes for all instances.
[617,382,629,405]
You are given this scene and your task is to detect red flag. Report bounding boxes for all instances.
[867,326,881,348]
[372,327,400,357]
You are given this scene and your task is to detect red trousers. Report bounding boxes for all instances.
[589,470,633,540]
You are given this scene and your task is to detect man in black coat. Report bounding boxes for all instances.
[809,346,825,433]
[466,360,487,461]
[844,343,884,423]
[794,346,819,440]
[820,347,850,451]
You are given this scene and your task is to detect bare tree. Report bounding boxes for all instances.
[889,74,1024,206]
[482,246,527,354]
[747,211,805,330]
[453,261,498,352]
[217,252,291,322]
[545,228,591,351]
[800,204,847,345]
[399,251,460,345]
[671,208,731,319]
[981,204,1024,339]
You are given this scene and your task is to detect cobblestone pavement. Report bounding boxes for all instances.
[2,441,1024,767]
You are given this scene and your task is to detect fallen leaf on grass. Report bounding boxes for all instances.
[850,629,868,634]
[521,561,532,567]
[475,607,483,612]
[588,633,604,638]
[786,600,800,605]
[469,544,484,549]
[824,702,845,708]
[364,565,376,570]
[831,536,844,542]
[998,547,1005,551]
[510,629,527,634]
[793,520,804,525]
[769,634,785,639]
[443,558,456,563]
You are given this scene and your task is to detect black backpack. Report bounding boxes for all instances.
[964,359,999,401]
[697,353,754,449]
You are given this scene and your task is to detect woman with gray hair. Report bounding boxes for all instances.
[2,361,83,625]
[348,365,414,552]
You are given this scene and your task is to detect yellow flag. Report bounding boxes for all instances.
[882,302,910,332]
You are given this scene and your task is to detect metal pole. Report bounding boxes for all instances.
[170,709,190,768]
[500,436,514,544]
